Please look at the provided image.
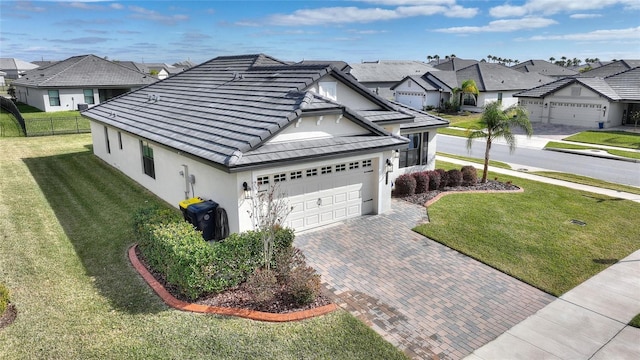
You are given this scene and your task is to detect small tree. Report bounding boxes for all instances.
[453,79,479,107]
[630,111,640,129]
[248,183,293,270]
[467,102,533,183]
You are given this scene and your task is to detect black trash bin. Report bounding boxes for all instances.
[185,200,218,240]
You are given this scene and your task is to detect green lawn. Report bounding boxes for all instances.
[629,314,640,328]
[531,171,640,196]
[436,152,512,169]
[1,102,89,137]
[545,141,640,160]
[418,161,640,296]
[563,130,640,150]
[0,134,407,359]
[433,112,483,136]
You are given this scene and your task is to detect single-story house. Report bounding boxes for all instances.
[392,62,553,111]
[432,58,478,71]
[12,54,157,112]
[82,54,448,234]
[0,58,38,79]
[119,61,185,80]
[511,60,578,78]
[576,59,640,78]
[348,60,437,100]
[0,71,6,86]
[515,66,640,128]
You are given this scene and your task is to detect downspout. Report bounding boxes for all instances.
[181,164,190,199]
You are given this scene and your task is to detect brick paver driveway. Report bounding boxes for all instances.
[295,199,555,360]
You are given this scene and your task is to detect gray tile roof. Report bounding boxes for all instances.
[390,75,440,91]
[577,60,640,78]
[600,66,640,101]
[456,63,553,91]
[433,58,479,71]
[13,54,157,88]
[511,60,578,77]
[513,72,634,101]
[0,58,38,71]
[349,60,436,83]
[83,54,413,172]
[425,71,459,91]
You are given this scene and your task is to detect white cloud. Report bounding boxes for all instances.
[360,0,455,5]
[110,3,124,10]
[490,0,639,17]
[528,26,640,41]
[436,17,557,33]
[265,3,477,26]
[128,5,188,25]
[570,13,602,19]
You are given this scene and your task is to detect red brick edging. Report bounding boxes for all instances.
[424,187,524,207]
[128,245,337,322]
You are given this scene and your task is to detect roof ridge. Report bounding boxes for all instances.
[39,55,89,86]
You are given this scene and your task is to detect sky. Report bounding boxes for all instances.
[1,0,639,65]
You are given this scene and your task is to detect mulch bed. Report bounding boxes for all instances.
[134,247,332,314]
[0,304,17,330]
[396,180,521,206]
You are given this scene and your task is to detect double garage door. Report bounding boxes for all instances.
[258,159,376,232]
[550,102,602,126]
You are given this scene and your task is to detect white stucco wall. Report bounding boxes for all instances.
[307,74,380,110]
[269,114,368,143]
[388,129,438,183]
[14,86,100,112]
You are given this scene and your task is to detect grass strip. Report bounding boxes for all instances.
[416,161,640,297]
[436,152,512,169]
[563,130,640,150]
[545,141,640,160]
[629,314,640,328]
[531,171,640,196]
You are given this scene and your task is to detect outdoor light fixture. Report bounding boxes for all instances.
[394,149,400,159]
[242,181,251,199]
[385,158,393,185]
[544,103,548,108]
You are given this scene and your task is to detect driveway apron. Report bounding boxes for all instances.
[295,199,555,360]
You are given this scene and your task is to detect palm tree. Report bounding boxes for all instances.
[452,79,479,108]
[466,102,533,183]
[487,54,492,62]
[549,57,556,63]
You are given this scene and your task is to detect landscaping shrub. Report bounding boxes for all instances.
[245,268,278,303]
[274,246,306,284]
[394,173,416,196]
[435,169,447,189]
[446,169,463,187]
[461,165,478,186]
[287,265,321,306]
[0,283,9,315]
[133,206,293,300]
[427,170,441,190]
[412,171,429,194]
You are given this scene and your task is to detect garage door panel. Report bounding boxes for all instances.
[320,210,333,222]
[334,207,347,219]
[334,192,347,204]
[347,204,361,216]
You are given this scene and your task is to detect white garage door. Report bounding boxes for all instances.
[395,91,425,110]
[550,102,601,126]
[259,159,376,232]
[520,99,544,122]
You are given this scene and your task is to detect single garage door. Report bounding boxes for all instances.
[550,102,601,126]
[520,99,544,122]
[259,159,376,232]
[395,91,425,110]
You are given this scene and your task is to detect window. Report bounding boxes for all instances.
[306,169,318,177]
[257,176,269,185]
[362,160,372,168]
[571,87,582,97]
[104,126,111,154]
[141,141,155,179]
[117,132,123,150]
[321,166,332,174]
[497,92,503,104]
[83,89,95,104]
[399,132,429,168]
[462,93,476,106]
[319,81,337,100]
[290,171,302,180]
[273,173,286,183]
[335,164,346,172]
[48,90,60,106]
[349,162,359,170]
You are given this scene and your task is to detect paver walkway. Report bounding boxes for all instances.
[295,199,555,360]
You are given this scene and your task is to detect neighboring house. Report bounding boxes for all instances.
[0,71,6,86]
[82,54,448,235]
[576,59,640,78]
[12,54,157,112]
[393,63,553,111]
[349,60,437,100]
[515,66,640,128]
[0,58,38,79]
[119,62,183,80]
[511,60,578,78]
[432,58,478,71]
[32,60,59,68]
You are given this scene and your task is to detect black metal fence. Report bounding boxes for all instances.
[24,116,91,136]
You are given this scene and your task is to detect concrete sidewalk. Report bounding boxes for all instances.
[438,156,640,203]
[466,249,640,360]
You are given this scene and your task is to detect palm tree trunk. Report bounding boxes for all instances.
[482,139,491,183]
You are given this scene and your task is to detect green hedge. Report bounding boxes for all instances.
[0,283,9,315]
[133,206,295,300]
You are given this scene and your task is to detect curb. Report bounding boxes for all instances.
[424,187,524,207]
[128,245,338,322]
[544,147,639,163]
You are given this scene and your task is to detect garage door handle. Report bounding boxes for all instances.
[317,198,322,206]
